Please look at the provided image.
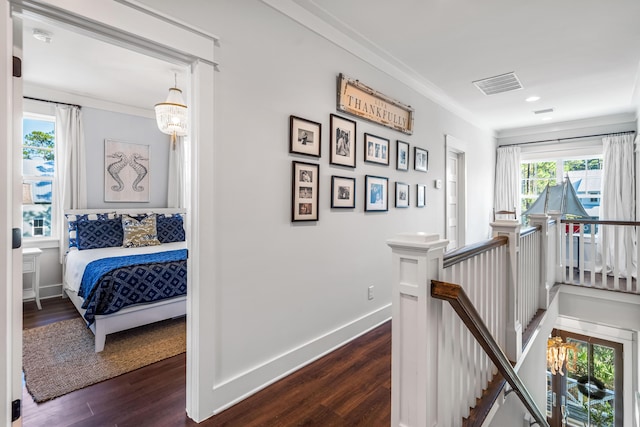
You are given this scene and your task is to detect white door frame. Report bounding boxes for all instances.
[445,134,467,249]
[1,0,218,422]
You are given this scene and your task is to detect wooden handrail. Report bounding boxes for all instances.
[520,225,541,238]
[561,218,640,226]
[443,236,508,269]
[431,280,550,427]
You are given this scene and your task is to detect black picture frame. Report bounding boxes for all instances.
[416,184,426,207]
[331,176,356,208]
[365,175,389,212]
[395,182,409,208]
[364,133,390,165]
[289,115,321,158]
[292,161,319,222]
[396,140,409,171]
[414,147,428,172]
[330,114,356,168]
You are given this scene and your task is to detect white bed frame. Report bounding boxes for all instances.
[63,208,187,352]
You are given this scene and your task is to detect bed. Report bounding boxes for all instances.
[63,208,187,352]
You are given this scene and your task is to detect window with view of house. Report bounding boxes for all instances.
[521,157,603,221]
[22,115,55,238]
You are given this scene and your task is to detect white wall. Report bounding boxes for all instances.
[140,0,496,414]
[82,107,169,209]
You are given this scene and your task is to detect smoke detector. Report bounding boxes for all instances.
[473,72,522,95]
[33,29,52,43]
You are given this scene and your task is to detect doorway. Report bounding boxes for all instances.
[4,1,216,423]
[445,135,467,250]
[547,329,623,427]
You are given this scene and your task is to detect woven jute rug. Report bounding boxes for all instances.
[23,316,186,403]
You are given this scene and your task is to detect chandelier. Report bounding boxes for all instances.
[155,73,187,148]
[547,336,578,376]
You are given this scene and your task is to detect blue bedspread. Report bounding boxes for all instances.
[79,249,187,325]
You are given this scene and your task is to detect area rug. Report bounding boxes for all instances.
[22,316,186,403]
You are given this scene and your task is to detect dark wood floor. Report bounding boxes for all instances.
[22,298,391,427]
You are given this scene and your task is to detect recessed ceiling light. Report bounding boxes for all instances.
[33,29,52,43]
[525,96,540,102]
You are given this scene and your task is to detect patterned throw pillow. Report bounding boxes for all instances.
[157,214,185,243]
[122,214,161,248]
[65,212,117,250]
[76,218,123,250]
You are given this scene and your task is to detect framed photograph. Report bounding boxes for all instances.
[292,161,319,222]
[395,182,410,208]
[290,115,321,157]
[396,140,409,171]
[365,175,388,212]
[104,139,150,202]
[330,114,356,168]
[331,176,356,208]
[364,133,390,165]
[414,147,428,172]
[416,184,426,207]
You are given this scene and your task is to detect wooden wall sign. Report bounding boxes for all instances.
[337,73,414,135]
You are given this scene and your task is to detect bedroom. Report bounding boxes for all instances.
[17,6,194,419]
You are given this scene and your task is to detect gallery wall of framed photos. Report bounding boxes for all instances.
[288,74,430,222]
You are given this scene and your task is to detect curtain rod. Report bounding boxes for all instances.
[500,130,636,147]
[23,96,81,109]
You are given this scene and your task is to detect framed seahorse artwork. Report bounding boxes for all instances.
[104,139,150,202]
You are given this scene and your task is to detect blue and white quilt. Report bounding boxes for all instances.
[64,242,187,325]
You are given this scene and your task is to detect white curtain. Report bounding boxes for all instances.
[494,146,521,219]
[167,136,186,208]
[54,105,86,262]
[600,133,636,277]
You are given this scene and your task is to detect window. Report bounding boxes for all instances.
[22,115,55,238]
[521,156,603,220]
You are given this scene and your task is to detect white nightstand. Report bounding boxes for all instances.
[23,248,43,310]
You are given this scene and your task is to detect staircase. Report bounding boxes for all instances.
[387,214,640,426]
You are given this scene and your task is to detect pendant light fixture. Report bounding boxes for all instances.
[547,336,578,376]
[155,73,187,148]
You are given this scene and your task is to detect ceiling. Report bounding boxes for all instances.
[291,0,640,132]
[20,1,640,132]
[21,15,186,116]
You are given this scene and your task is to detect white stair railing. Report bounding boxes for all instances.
[518,226,541,329]
[440,239,508,425]
[387,216,553,427]
[560,219,639,293]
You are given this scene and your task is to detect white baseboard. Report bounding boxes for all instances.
[211,304,391,414]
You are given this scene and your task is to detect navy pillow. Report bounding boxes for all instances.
[66,213,89,249]
[76,218,124,250]
[157,214,185,243]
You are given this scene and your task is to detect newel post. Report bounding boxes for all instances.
[387,233,449,427]
[548,213,564,284]
[528,213,551,309]
[490,219,522,362]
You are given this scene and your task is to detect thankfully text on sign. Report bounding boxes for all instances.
[337,74,414,135]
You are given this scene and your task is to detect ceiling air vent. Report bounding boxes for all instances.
[533,108,554,115]
[473,72,522,95]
